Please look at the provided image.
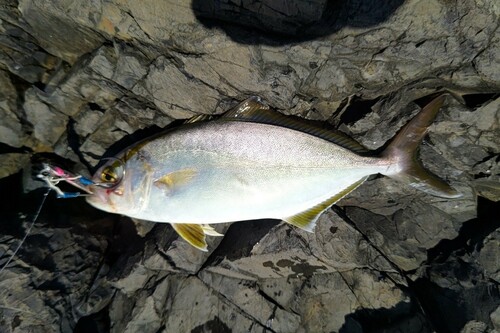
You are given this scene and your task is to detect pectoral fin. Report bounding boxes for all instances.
[171,223,208,251]
[154,168,198,193]
[284,177,368,232]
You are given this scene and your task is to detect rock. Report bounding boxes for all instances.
[192,0,330,37]
[491,306,500,330]
[0,153,30,178]
[0,197,110,333]
[472,180,500,202]
[17,0,105,64]
[460,321,489,333]
[476,228,500,283]
[133,56,220,118]
[0,6,61,85]
[0,0,498,332]
[0,70,24,148]
[23,88,68,151]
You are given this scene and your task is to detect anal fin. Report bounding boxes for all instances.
[201,224,224,237]
[284,177,368,232]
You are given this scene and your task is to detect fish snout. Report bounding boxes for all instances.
[86,187,116,213]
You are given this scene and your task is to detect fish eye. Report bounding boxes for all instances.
[99,159,124,186]
[101,166,118,182]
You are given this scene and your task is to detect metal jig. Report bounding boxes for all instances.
[36,163,95,198]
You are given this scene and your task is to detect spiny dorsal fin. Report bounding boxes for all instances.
[222,97,369,154]
[222,96,271,119]
[153,168,198,193]
[184,114,215,124]
[171,223,208,251]
[284,177,368,232]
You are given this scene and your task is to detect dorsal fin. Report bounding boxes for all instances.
[222,96,272,119]
[184,114,215,124]
[284,176,368,232]
[222,97,370,154]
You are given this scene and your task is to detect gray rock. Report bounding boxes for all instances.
[23,88,68,150]
[0,70,24,148]
[460,321,489,333]
[17,0,105,64]
[491,306,500,330]
[0,153,30,179]
[476,229,500,283]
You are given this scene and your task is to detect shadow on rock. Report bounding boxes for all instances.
[192,0,404,45]
[340,300,432,332]
[410,277,499,333]
[203,219,280,266]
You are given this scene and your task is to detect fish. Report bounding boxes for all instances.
[86,95,461,251]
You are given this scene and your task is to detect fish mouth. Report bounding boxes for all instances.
[85,189,115,213]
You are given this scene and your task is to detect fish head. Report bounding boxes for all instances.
[86,155,152,215]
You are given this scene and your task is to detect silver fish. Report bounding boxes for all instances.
[87,96,460,250]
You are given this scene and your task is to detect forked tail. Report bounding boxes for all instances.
[381,95,461,198]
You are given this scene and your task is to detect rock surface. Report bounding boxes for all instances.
[0,0,499,332]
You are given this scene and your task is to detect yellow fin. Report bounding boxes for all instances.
[154,168,197,192]
[201,224,224,237]
[171,223,208,251]
[284,177,368,232]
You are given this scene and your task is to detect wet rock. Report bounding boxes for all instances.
[0,0,499,332]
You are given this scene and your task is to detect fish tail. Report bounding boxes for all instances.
[381,95,462,198]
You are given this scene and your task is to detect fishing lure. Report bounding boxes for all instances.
[0,162,116,275]
[35,162,118,198]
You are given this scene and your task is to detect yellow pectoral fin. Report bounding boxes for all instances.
[171,223,208,251]
[284,177,368,232]
[154,168,198,193]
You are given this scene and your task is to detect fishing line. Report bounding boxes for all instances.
[0,187,51,276]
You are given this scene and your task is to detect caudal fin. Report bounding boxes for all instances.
[381,95,462,198]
